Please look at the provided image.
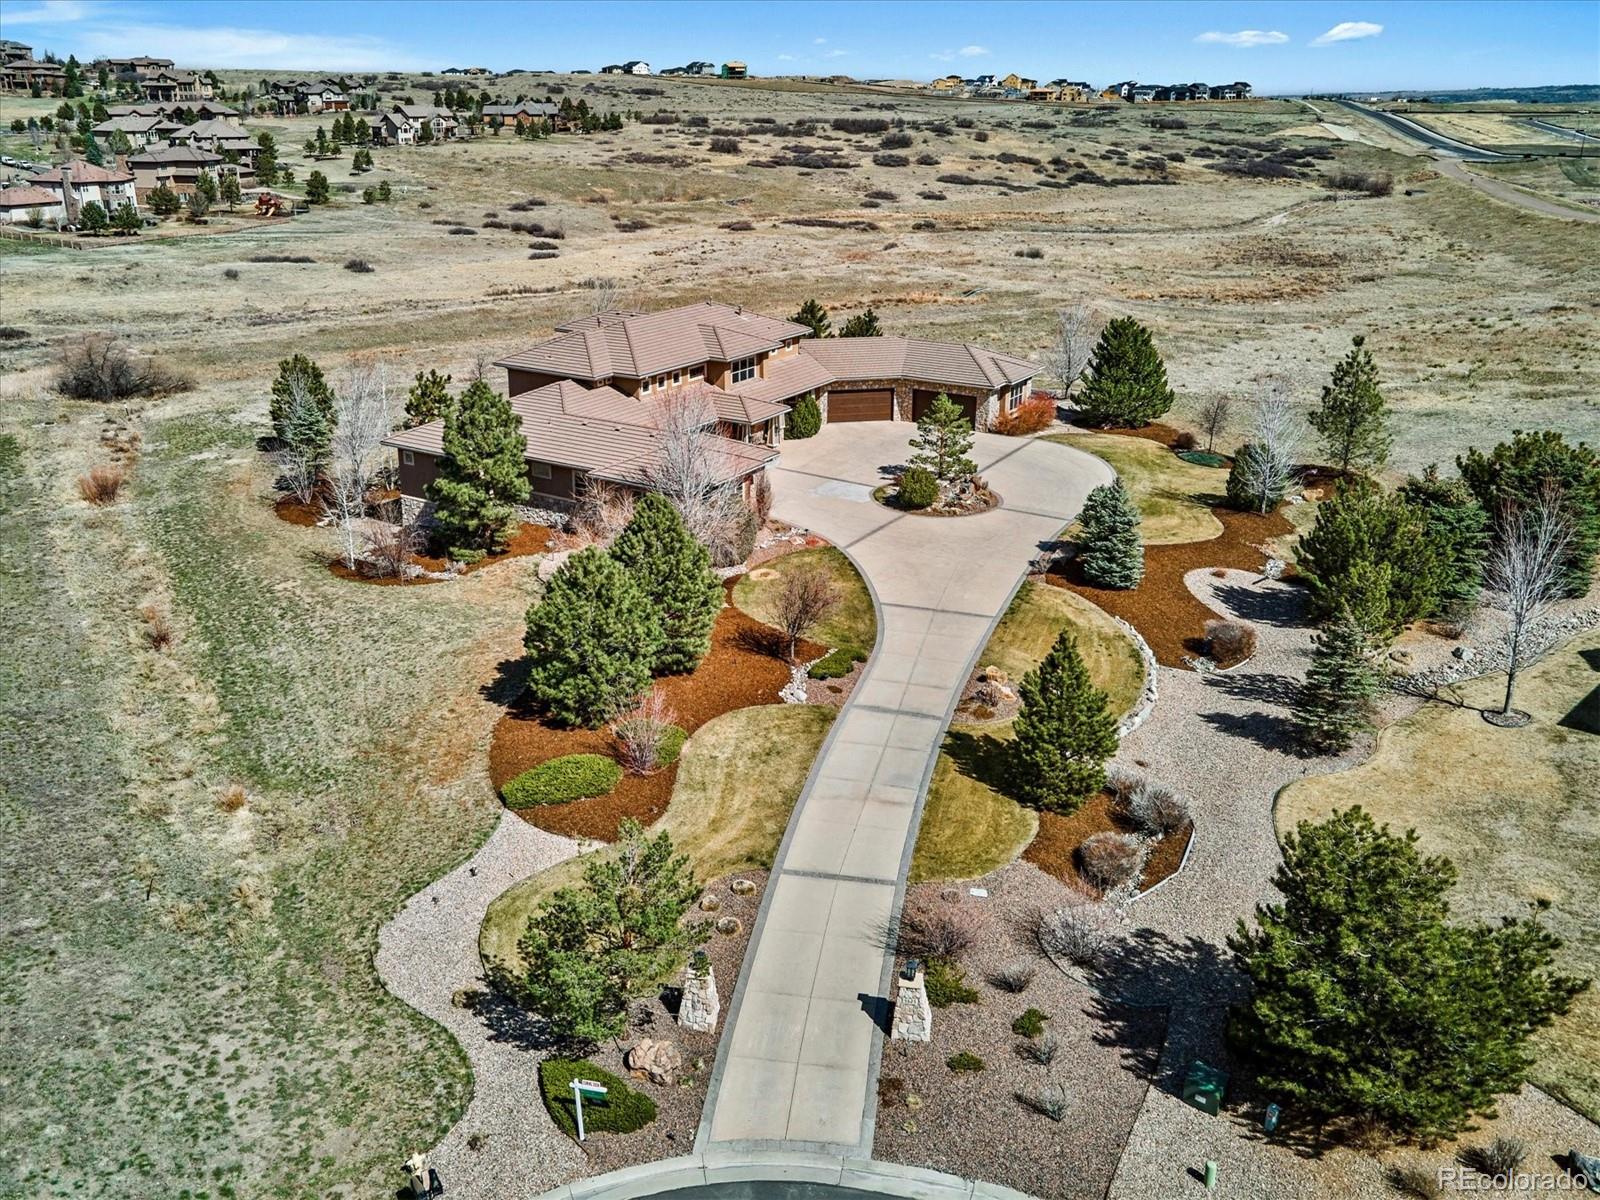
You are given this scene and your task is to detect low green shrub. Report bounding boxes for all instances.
[657,725,688,767]
[808,645,868,679]
[538,1059,657,1138]
[502,754,622,809]
[1011,1007,1050,1038]
[946,1051,986,1072]
[1177,449,1228,468]
[925,957,979,1008]
[898,467,939,510]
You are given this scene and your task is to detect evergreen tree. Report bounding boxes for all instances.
[523,547,663,727]
[269,354,335,455]
[1296,477,1441,636]
[1228,808,1585,1139]
[1077,480,1144,588]
[1398,466,1490,621]
[416,120,434,145]
[839,307,882,337]
[305,170,331,204]
[1225,440,1293,513]
[1458,429,1600,597]
[219,172,241,210]
[1292,609,1381,753]
[791,297,831,339]
[517,818,703,1043]
[1309,335,1392,475]
[376,180,392,202]
[112,202,141,235]
[254,130,278,185]
[83,136,105,166]
[785,392,821,439]
[404,368,454,428]
[908,392,976,483]
[77,200,107,232]
[147,184,181,217]
[1076,316,1174,427]
[194,169,218,204]
[1009,631,1119,812]
[610,492,722,674]
[426,379,530,562]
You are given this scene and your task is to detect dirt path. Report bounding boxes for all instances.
[1434,157,1600,223]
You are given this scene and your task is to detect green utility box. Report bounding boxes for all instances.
[1183,1060,1228,1115]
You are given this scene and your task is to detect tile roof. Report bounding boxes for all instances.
[93,115,164,134]
[27,160,135,185]
[799,335,1034,391]
[728,352,834,408]
[0,185,61,208]
[172,118,247,140]
[128,144,223,166]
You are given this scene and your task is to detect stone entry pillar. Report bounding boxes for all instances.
[891,960,931,1042]
[679,951,721,1033]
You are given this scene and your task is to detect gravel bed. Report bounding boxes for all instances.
[875,864,1166,1200]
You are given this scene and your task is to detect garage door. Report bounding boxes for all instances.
[912,389,978,426]
[827,388,894,423]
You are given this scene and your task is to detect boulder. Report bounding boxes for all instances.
[536,549,572,583]
[625,1038,683,1085]
[1452,645,1474,661]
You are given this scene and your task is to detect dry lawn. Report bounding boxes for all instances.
[1048,428,1228,543]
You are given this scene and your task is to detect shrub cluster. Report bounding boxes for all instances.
[897,466,939,509]
[502,754,622,808]
[538,1059,657,1138]
[808,644,867,679]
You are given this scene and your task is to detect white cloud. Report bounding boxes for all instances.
[1194,29,1289,47]
[823,48,848,58]
[1,0,99,25]
[813,37,827,45]
[70,21,424,70]
[958,44,990,57]
[776,53,797,61]
[1311,21,1384,46]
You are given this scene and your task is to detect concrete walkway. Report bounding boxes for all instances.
[699,425,1111,1154]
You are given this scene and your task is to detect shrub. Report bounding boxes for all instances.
[56,335,191,402]
[1017,1083,1068,1120]
[1077,480,1144,589]
[140,603,175,651]
[1178,449,1228,468]
[897,466,939,509]
[1039,896,1121,966]
[343,257,373,272]
[1173,430,1198,450]
[715,506,761,569]
[808,644,867,679]
[1204,618,1257,666]
[1020,1031,1060,1064]
[223,267,240,280]
[215,783,247,812]
[76,463,127,505]
[361,521,422,578]
[898,898,979,960]
[1385,1165,1443,1199]
[501,754,623,808]
[924,957,979,1007]
[708,137,739,154]
[1106,765,1142,805]
[1015,247,1043,259]
[1077,832,1146,892]
[538,1059,657,1138]
[865,189,898,201]
[449,225,477,235]
[610,692,683,775]
[988,960,1035,993]
[880,131,913,150]
[946,1051,985,1072]
[1325,169,1393,197]
[1129,781,1190,836]
[993,394,1056,436]
[785,392,822,439]
[1011,1007,1050,1038]
[1460,1137,1526,1179]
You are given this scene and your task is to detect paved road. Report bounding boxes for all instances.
[697,424,1110,1155]
[1432,156,1600,223]
[1331,99,1513,161]
[1526,117,1600,145]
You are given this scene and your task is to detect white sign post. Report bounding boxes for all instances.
[570,1078,608,1142]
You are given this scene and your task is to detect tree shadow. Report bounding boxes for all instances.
[1197,708,1297,752]
[942,728,1015,795]
[732,623,789,660]
[1204,670,1302,708]
[1210,581,1306,628]
[473,983,568,1054]
[479,655,535,715]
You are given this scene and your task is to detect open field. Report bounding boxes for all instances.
[2,68,1598,1196]
[1404,109,1580,153]
[1276,633,1600,1121]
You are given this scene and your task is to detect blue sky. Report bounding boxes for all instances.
[1,0,1594,92]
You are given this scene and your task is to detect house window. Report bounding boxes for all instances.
[731,356,756,384]
[640,378,651,393]
[528,461,552,479]
[672,370,682,386]
[688,365,703,380]
[1008,383,1025,411]
[401,449,415,465]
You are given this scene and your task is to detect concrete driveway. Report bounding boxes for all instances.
[699,423,1111,1156]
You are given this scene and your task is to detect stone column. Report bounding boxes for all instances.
[891,962,931,1042]
[679,953,720,1033]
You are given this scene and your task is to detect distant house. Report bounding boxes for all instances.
[92,115,168,148]
[376,105,462,145]
[98,55,174,83]
[930,74,964,92]
[971,74,997,88]
[481,100,558,130]
[720,61,747,79]
[1,57,67,94]
[192,102,242,125]
[998,73,1036,92]
[622,60,652,75]
[1209,81,1251,100]
[1102,80,1137,101]
[662,61,717,77]
[127,143,246,194]
[274,78,349,113]
[140,69,211,103]
[26,161,139,221]
[599,64,625,75]
[170,118,259,164]
[1,39,33,65]
[0,184,65,225]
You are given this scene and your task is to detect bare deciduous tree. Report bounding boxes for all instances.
[360,520,421,579]
[1041,302,1097,399]
[1196,394,1233,453]
[646,394,746,558]
[323,361,395,569]
[1482,485,1573,720]
[571,479,637,544]
[773,564,840,659]
[1233,379,1300,514]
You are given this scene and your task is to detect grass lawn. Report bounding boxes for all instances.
[732,545,876,652]
[1046,429,1229,545]
[910,583,1147,882]
[481,703,834,976]
[1276,633,1600,1122]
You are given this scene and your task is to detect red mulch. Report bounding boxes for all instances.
[273,495,322,527]
[1066,415,1192,448]
[491,588,824,842]
[1045,503,1294,669]
[1022,788,1192,894]
[327,522,555,586]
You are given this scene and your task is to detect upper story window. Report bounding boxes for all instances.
[688,365,703,380]
[671,370,682,386]
[731,356,757,384]
[639,377,651,393]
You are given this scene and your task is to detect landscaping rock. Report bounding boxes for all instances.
[1453,645,1474,661]
[624,1037,683,1085]
[715,916,742,936]
[1388,647,1413,665]
[729,878,757,896]
[1393,607,1600,696]
[1264,557,1287,579]
[697,894,721,912]
[678,960,720,1034]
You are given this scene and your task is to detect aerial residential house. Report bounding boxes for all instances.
[0,184,65,226]
[998,73,1037,92]
[1,39,32,65]
[104,101,167,118]
[384,300,1035,523]
[599,64,626,75]
[376,105,462,145]
[127,143,237,194]
[1102,80,1137,101]
[481,100,557,130]
[662,61,718,77]
[621,60,653,75]
[25,161,139,221]
[1209,81,1252,100]
[193,101,243,125]
[169,118,259,165]
[720,61,747,79]
[1,57,68,94]
[140,69,211,103]
[91,114,169,149]
[930,74,965,92]
[98,55,175,83]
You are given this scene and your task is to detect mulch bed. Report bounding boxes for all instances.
[1045,503,1295,669]
[553,870,767,1174]
[1022,789,1191,896]
[328,521,555,586]
[273,494,323,527]
[491,591,823,842]
[876,866,1167,1200]
[1066,415,1193,448]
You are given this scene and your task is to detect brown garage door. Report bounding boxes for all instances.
[912,389,978,426]
[827,388,894,423]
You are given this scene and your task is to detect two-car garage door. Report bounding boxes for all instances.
[826,388,894,423]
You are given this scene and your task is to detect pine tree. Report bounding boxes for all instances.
[791,298,831,339]
[1077,480,1144,588]
[84,136,104,166]
[518,818,703,1043]
[305,170,330,204]
[523,548,663,727]
[1292,609,1381,753]
[1076,316,1174,428]
[1228,808,1585,1139]
[269,354,335,455]
[195,169,218,204]
[426,379,530,562]
[404,369,454,428]
[1398,466,1490,621]
[1296,477,1442,635]
[1310,335,1391,476]
[839,307,882,337]
[77,200,107,232]
[112,202,141,235]
[908,392,976,483]
[785,392,822,439]
[219,173,241,210]
[610,492,722,674]
[148,184,181,217]
[1009,631,1120,812]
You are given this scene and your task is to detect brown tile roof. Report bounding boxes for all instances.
[27,160,135,185]
[730,353,834,408]
[0,185,60,208]
[799,336,1034,391]
[381,380,775,489]
[498,301,809,382]
[93,115,163,135]
[128,144,223,167]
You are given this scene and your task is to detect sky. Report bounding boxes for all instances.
[0,0,1595,93]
